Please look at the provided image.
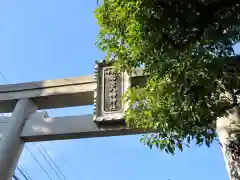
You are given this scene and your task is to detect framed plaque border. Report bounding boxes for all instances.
[93,60,130,123]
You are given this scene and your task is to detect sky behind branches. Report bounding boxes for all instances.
[0,1,232,180]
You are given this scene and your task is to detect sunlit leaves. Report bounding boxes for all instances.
[95,0,240,154]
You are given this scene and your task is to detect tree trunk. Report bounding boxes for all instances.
[216,109,240,180]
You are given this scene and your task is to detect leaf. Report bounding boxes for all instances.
[187,136,191,144]
[95,0,236,155]
[160,142,166,150]
[177,143,183,152]
[152,140,159,148]
[140,137,145,143]
[168,145,175,155]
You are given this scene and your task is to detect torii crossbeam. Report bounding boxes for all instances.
[0,62,146,180]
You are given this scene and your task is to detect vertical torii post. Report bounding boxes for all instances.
[0,99,37,180]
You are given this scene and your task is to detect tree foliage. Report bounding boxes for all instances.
[95,0,240,154]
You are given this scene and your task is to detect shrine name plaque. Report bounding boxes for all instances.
[93,61,130,122]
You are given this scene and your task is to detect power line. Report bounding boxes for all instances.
[35,143,63,180]
[39,143,69,180]
[0,66,73,180]
[17,166,29,180]
[0,71,20,180]
[17,165,32,180]
[0,71,9,84]
[0,71,21,180]
[13,174,20,180]
[0,67,54,180]
[50,141,79,179]
[0,68,53,180]
[0,69,60,180]
[25,145,53,180]
[0,72,29,180]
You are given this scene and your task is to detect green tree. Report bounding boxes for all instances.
[95,1,240,179]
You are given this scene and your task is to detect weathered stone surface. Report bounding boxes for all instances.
[0,75,96,113]
[0,68,145,113]
[93,61,130,122]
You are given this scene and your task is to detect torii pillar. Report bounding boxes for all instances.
[0,99,37,180]
[0,61,144,180]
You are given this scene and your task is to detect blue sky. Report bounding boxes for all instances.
[0,1,230,180]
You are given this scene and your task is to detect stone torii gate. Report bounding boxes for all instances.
[0,62,146,180]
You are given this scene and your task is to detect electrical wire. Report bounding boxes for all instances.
[0,69,73,180]
[35,143,64,180]
[17,165,32,180]
[25,145,53,180]
[0,70,55,180]
[0,72,31,180]
[17,166,29,180]
[13,174,20,180]
[39,143,69,180]
[50,141,79,179]
[0,72,19,180]
[0,71,9,84]
[0,69,55,180]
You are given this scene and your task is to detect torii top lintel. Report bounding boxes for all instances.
[0,63,144,115]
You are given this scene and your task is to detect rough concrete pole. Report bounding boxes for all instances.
[0,99,37,180]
